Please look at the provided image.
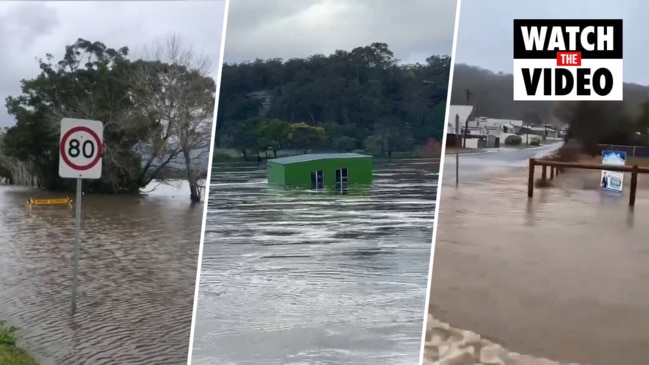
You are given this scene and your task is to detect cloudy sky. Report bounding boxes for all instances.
[455,0,649,86]
[0,0,226,127]
[222,0,457,64]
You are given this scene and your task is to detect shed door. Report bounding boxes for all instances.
[311,170,324,190]
[335,168,348,192]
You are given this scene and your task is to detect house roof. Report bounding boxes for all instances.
[269,153,371,164]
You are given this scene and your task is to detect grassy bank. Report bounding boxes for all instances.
[0,322,37,365]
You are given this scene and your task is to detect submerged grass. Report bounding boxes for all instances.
[0,321,38,365]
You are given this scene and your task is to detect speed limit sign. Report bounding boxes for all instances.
[58,118,104,179]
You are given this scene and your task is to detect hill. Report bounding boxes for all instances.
[451,64,649,126]
[214,43,451,159]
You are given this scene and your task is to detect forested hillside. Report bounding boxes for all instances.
[215,43,450,159]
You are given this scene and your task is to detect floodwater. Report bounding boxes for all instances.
[0,180,204,365]
[192,159,438,365]
[426,149,649,365]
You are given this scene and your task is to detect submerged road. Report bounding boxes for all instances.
[442,143,562,185]
[428,143,649,365]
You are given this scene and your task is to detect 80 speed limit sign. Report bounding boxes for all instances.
[58,118,104,179]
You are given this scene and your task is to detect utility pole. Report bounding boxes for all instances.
[455,113,460,187]
[464,89,474,148]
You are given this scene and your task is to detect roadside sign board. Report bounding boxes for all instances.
[58,117,104,315]
[29,197,72,205]
[59,118,104,179]
[600,150,627,194]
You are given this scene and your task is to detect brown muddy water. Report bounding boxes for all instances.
[0,180,203,365]
[427,165,649,365]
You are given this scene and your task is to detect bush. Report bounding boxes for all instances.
[504,135,522,146]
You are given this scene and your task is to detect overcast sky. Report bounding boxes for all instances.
[455,0,649,86]
[222,0,457,64]
[0,0,226,127]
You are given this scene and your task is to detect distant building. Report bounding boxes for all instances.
[464,117,525,136]
[267,153,372,191]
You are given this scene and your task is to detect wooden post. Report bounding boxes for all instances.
[528,159,535,198]
[629,165,638,206]
[550,166,555,180]
[542,165,547,181]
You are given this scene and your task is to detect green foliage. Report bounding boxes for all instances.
[2,38,214,194]
[258,119,292,157]
[289,122,326,153]
[0,321,38,365]
[215,43,450,157]
[504,135,522,146]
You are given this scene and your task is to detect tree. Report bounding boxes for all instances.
[289,122,326,153]
[2,37,215,203]
[231,118,263,160]
[132,35,216,203]
[4,39,147,192]
[373,116,414,158]
[258,119,292,158]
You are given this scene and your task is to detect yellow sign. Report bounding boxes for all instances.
[27,197,72,207]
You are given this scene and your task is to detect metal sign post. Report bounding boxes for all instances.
[58,118,104,315]
[71,178,82,313]
[455,113,460,186]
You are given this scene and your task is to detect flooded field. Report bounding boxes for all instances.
[0,180,204,365]
[192,159,438,365]
[427,151,649,365]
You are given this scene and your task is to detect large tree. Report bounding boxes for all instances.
[131,35,216,202]
[3,37,214,202]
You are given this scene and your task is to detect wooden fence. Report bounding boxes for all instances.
[528,158,649,206]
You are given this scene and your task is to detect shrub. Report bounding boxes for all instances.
[504,135,522,146]
[529,136,541,146]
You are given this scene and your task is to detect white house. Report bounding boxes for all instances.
[463,117,525,139]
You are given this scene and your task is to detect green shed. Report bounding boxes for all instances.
[267,153,372,191]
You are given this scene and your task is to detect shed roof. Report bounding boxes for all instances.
[269,153,371,165]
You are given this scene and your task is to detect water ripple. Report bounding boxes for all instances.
[0,182,202,365]
[192,160,438,365]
